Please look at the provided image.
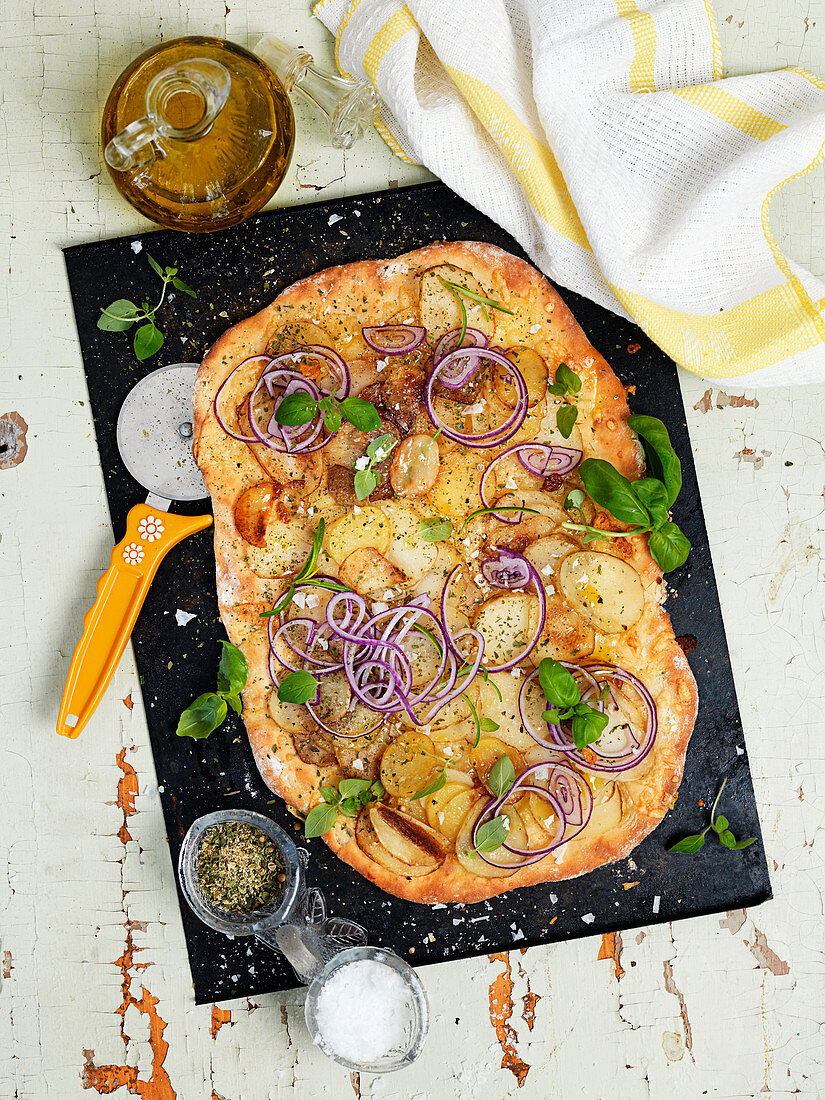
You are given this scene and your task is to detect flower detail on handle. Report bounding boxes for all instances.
[123,543,144,565]
[137,516,164,542]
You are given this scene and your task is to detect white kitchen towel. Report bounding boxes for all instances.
[314,0,825,385]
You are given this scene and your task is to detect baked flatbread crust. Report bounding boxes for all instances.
[193,242,697,904]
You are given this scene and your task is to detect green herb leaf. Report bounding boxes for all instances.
[628,414,682,507]
[555,362,582,394]
[172,276,197,298]
[556,404,578,439]
[718,829,737,849]
[713,814,729,834]
[324,407,342,432]
[274,392,318,427]
[419,517,453,542]
[480,717,500,732]
[570,707,609,749]
[354,467,378,501]
[488,754,516,799]
[474,815,510,853]
[217,641,248,698]
[277,670,319,705]
[176,693,227,739]
[538,657,580,709]
[668,831,707,854]
[734,837,756,849]
[338,778,373,800]
[134,321,164,361]
[410,771,447,800]
[370,780,385,799]
[459,505,540,532]
[648,521,691,572]
[304,801,339,839]
[563,488,586,512]
[98,299,140,331]
[578,458,652,527]
[632,478,670,528]
[147,254,164,278]
[438,277,516,316]
[223,693,242,716]
[294,519,326,583]
[340,396,382,432]
[319,786,340,804]
[338,798,361,818]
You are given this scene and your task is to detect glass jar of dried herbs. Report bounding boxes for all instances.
[196,820,285,912]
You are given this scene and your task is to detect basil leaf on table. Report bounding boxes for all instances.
[97,299,140,331]
[133,322,164,361]
[216,640,248,698]
[176,693,227,739]
[628,414,682,507]
[631,478,670,528]
[668,832,707,854]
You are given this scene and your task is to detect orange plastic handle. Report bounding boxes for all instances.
[57,503,213,739]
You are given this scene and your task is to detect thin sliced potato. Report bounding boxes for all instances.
[247,522,313,577]
[557,550,645,634]
[420,265,496,342]
[369,805,448,866]
[427,450,484,521]
[380,731,443,797]
[432,787,477,841]
[379,501,438,582]
[339,547,406,601]
[424,781,473,830]
[473,594,537,667]
[391,434,441,498]
[495,347,548,408]
[355,813,438,878]
[234,482,277,547]
[327,506,392,562]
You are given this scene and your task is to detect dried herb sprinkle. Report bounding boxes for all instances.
[196,822,285,912]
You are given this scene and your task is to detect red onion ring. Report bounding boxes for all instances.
[424,348,528,445]
[433,327,488,367]
[479,444,579,524]
[362,325,426,355]
[480,549,546,672]
[213,354,275,443]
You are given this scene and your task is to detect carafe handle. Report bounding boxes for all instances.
[105,57,231,173]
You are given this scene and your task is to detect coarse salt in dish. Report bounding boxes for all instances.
[312,959,414,1063]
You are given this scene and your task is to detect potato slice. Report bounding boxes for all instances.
[424,781,471,829]
[247,522,313,577]
[391,434,441,498]
[455,800,527,878]
[470,736,525,793]
[473,594,537,667]
[355,813,438,878]
[333,725,391,781]
[327,505,392,562]
[369,805,448,866]
[234,482,277,547]
[379,501,438,582]
[339,547,406,601]
[494,347,548,408]
[427,450,484,521]
[529,596,596,663]
[420,265,496,342]
[267,689,307,734]
[380,730,443,797]
[435,788,477,841]
[524,534,580,578]
[557,551,645,634]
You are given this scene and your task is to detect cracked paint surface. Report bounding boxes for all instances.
[487,953,530,1087]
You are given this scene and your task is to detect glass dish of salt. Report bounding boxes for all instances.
[305,946,429,1072]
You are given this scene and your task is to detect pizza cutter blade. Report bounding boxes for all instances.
[57,364,213,739]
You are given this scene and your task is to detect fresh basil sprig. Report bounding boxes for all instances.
[462,693,499,748]
[474,814,510,853]
[562,415,691,572]
[177,641,248,739]
[98,254,196,362]
[547,362,581,439]
[353,433,396,500]
[277,669,319,705]
[537,657,609,750]
[274,392,381,436]
[668,778,756,853]
[419,516,453,542]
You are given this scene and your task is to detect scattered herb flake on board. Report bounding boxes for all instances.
[196,822,285,911]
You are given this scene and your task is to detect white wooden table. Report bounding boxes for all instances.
[2,3,824,1097]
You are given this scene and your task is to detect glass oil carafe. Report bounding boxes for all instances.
[101,36,295,233]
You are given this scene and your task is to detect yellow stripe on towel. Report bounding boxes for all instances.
[672,85,786,141]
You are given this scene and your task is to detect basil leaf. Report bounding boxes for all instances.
[223,693,242,716]
[338,798,361,818]
[480,717,500,732]
[734,837,756,849]
[277,670,319,705]
[419,517,453,542]
[353,467,378,501]
[713,814,729,834]
[324,408,342,432]
[578,458,652,527]
[648,521,690,572]
[98,299,139,331]
[564,488,586,511]
[366,433,395,463]
[570,707,609,749]
[172,276,197,298]
[556,404,578,439]
[319,786,340,804]
[718,829,737,849]
[488,754,516,799]
[632,478,669,528]
[304,801,338,839]
[538,657,580,709]
[370,780,385,798]
[474,815,510,853]
[273,392,318,427]
[176,692,227,739]
[555,362,582,394]
[134,322,164,361]
[628,414,682,507]
[217,641,248,698]
[338,778,372,799]
[668,831,706,854]
[410,771,447,800]
[147,254,164,278]
[340,396,381,432]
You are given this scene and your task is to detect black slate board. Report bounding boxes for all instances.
[64,181,771,1004]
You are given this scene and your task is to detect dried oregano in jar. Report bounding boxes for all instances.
[196,821,285,912]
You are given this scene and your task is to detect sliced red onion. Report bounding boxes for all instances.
[515,444,582,477]
[424,348,528,446]
[362,325,426,355]
[303,344,351,399]
[433,327,488,366]
[213,354,274,443]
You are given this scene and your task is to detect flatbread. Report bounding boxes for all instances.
[193,242,697,904]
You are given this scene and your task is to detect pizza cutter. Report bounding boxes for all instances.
[57,363,213,738]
